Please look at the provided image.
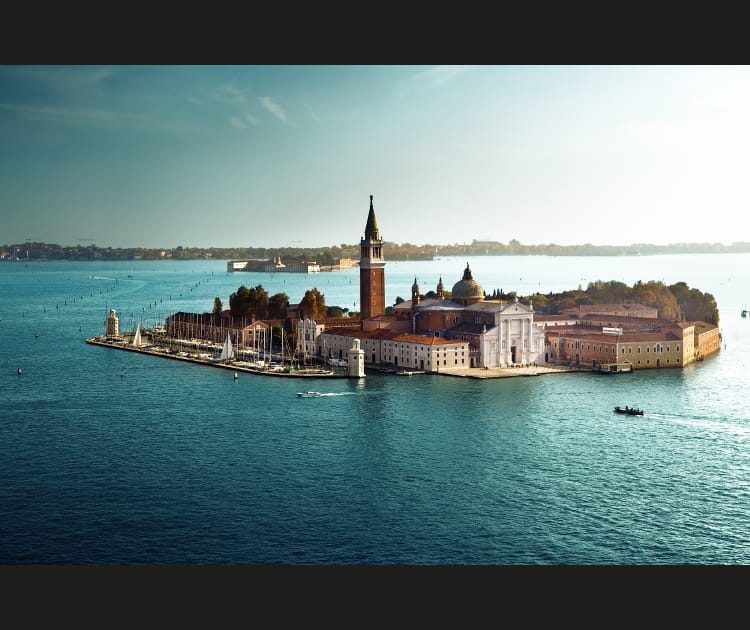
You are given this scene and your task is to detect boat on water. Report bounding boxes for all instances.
[614,405,644,416]
[297,391,324,398]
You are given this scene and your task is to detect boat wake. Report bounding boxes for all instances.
[296,391,355,398]
[647,412,750,437]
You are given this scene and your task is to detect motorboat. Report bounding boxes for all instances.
[614,406,644,416]
[297,391,323,398]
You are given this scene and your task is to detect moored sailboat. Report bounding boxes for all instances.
[131,322,142,347]
[219,333,234,361]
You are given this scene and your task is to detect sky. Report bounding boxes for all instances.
[1,64,749,250]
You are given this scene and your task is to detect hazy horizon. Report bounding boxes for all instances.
[2,65,749,249]
[3,238,748,252]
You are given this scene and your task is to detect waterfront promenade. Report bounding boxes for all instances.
[87,335,588,380]
[86,336,346,378]
[427,364,588,379]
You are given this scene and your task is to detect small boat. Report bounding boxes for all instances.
[614,406,644,416]
[297,391,323,398]
[219,333,234,362]
[131,323,142,347]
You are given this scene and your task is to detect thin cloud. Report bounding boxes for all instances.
[215,84,249,104]
[393,65,474,100]
[229,112,260,129]
[11,66,115,90]
[0,102,132,125]
[412,65,473,89]
[0,102,195,134]
[258,96,292,124]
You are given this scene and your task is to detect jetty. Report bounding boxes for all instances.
[598,362,634,374]
[86,335,348,378]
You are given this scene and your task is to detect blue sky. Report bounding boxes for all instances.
[1,65,749,249]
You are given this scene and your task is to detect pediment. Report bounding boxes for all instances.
[501,301,534,315]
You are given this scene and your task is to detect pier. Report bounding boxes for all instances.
[598,362,634,374]
[86,336,349,378]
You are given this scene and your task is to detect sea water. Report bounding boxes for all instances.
[1,254,749,565]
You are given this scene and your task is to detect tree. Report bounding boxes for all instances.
[299,288,326,320]
[213,297,223,320]
[268,292,290,319]
[246,285,269,319]
[229,284,269,319]
[229,285,251,317]
[632,280,681,320]
[587,280,630,304]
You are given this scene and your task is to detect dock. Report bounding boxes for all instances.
[598,362,634,374]
[86,336,348,378]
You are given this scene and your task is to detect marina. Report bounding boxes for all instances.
[86,335,345,378]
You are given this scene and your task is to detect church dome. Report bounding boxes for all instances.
[451,263,484,305]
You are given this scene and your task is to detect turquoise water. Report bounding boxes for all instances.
[1,255,749,564]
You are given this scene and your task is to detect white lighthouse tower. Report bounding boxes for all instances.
[347,338,365,378]
[106,309,120,338]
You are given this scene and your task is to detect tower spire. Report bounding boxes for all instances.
[364,194,379,239]
[412,277,421,306]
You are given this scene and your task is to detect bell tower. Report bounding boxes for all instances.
[411,277,421,307]
[359,194,386,325]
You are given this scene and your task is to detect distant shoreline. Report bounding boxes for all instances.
[4,240,750,263]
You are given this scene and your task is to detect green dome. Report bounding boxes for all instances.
[451,263,483,303]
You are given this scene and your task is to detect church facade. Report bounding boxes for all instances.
[390,265,547,368]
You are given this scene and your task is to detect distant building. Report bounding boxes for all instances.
[227,256,320,273]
